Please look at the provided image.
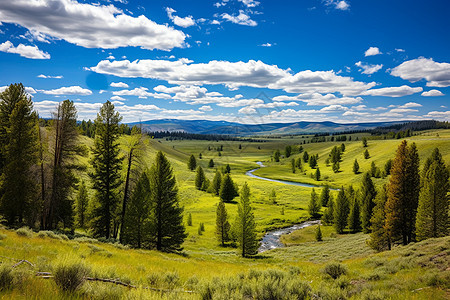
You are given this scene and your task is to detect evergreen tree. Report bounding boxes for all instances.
[303,151,309,163]
[219,173,238,203]
[296,157,303,171]
[364,149,370,159]
[273,149,281,162]
[320,185,331,207]
[315,168,321,181]
[340,143,346,152]
[195,166,206,190]
[385,141,420,245]
[384,159,392,176]
[0,84,39,226]
[233,183,258,257]
[208,159,214,168]
[353,159,360,174]
[90,101,122,239]
[316,225,323,241]
[76,181,89,229]
[309,155,317,168]
[348,198,362,233]
[370,162,377,177]
[291,158,296,173]
[332,161,340,173]
[285,145,292,158]
[322,197,335,225]
[415,148,449,241]
[211,170,222,195]
[362,137,368,147]
[334,188,349,234]
[224,164,231,174]
[199,153,202,159]
[368,185,390,251]
[187,212,192,226]
[188,154,197,171]
[216,200,230,246]
[121,171,151,248]
[330,146,342,164]
[45,100,80,230]
[308,188,321,218]
[148,151,187,251]
[360,172,377,233]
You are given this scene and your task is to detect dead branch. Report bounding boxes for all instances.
[12,259,35,268]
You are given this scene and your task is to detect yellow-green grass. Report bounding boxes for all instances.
[280,224,336,246]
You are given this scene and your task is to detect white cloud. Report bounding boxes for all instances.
[112,87,171,99]
[364,47,381,57]
[395,48,405,52]
[391,58,450,87]
[0,0,186,50]
[355,61,383,74]
[260,43,274,47]
[0,86,37,94]
[238,0,260,7]
[221,10,257,26]
[0,40,50,59]
[421,89,444,97]
[238,106,257,114]
[424,110,450,120]
[320,104,349,112]
[166,7,196,28]
[389,108,419,113]
[361,85,423,97]
[90,58,375,96]
[38,74,63,79]
[214,1,229,8]
[324,0,350,11]
[40,86,92,95]
[106,55,115,60]
[273,93,362,106]
[199,105,212,112]
[110,82,129,88]
[110,95,125,101]
[398,102,422,108]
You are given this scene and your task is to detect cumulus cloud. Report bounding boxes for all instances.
[90,58,375,96]
[421,89,444,97]
[221,10,257,26]
[273,93,363,106]
[424,110,450,120]
[364,47,381,57]
[361,85,423,97]
[398,102,422,108]
[0,0,186,50]
[166,7,196,28]
[0,40,50,59]
[39,86,92,95]
[38,74,63,79]
[391,58,450,87]
[110,82,129,88]
[238,0,260,7]
[355,61,383,75]
[110,95,125,101]
[199,105,213,112]
[324,0,350,11]
[112,87,171,99]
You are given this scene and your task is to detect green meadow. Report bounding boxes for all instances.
[0,129,449,299]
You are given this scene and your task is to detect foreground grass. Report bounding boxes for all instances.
[0,228,448,299]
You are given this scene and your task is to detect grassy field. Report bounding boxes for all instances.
[0,129,449,299]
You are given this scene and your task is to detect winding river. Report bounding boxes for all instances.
[246,162,325,253]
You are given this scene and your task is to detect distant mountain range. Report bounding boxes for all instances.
[128,119,409,136]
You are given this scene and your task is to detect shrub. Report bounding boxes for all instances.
[162,271,180,289]
[37,230,62,240]
[0,233,7,240]
[0,265,13,291]
[323,262,347,279]
[15,227,33,238]
[53,261,90,292]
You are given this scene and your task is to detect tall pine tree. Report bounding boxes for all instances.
[76,181,89,229]
[233,183,259,257]
[195,166,206,190]
[334,188,349,234]
[348,198,362,233]
[385,141,420,245]
[148,151,186,252]
[320,185,331,207]
[90,101,122,239]
[360,172,377,233]
[216,200,230,246]
[308,188,321,218]
[219,173,238,203]
[415,148,449,241]
[368,185,390,251]
[0,84,39,225]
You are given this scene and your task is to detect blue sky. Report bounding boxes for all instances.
[0,0,449,123]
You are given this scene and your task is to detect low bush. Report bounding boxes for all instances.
[53,261,90,292]
[0,265,13,291]
[15,227,33,238]
[323,262,347,279]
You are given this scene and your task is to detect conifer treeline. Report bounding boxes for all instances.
[0,84,186,252]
